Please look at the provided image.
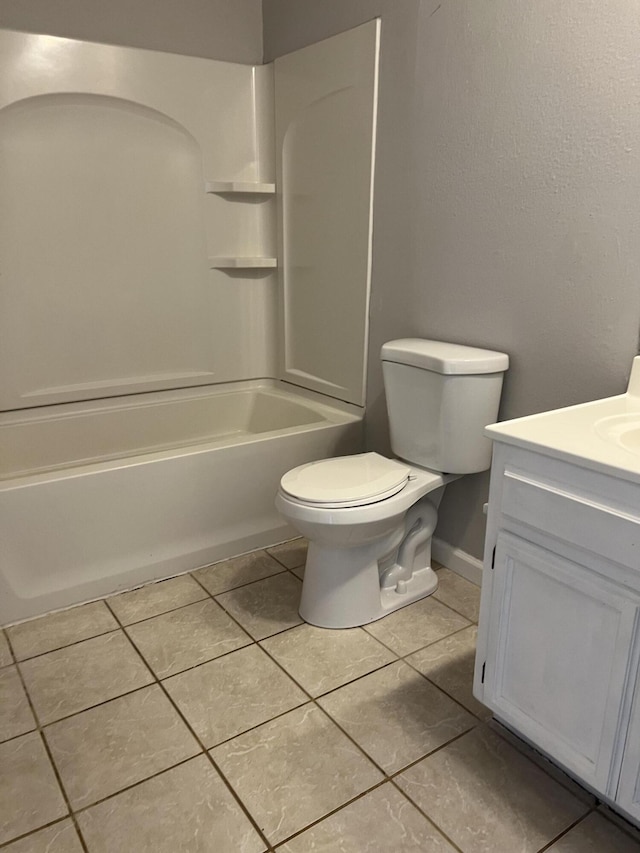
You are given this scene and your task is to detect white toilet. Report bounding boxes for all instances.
[276,339,509,628]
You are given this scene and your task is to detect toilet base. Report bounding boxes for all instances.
[298,503,441,629]
[379,564,439,616]
[299,542,439,629]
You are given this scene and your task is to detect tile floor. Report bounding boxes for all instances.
[1,540,640,852]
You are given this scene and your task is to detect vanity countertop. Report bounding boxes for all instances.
[485,356,640,485]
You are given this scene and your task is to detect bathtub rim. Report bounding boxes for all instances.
[0,378,364,486]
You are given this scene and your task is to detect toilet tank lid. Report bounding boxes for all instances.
[381,339,509,375]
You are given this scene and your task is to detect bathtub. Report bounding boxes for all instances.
[0,380,362,625]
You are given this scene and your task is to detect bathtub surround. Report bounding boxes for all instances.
[2,543,638,852]
[0,23,378,624]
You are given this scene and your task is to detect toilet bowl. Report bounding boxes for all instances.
[276,339,509,628]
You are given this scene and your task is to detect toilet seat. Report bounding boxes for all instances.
[280,452,411,508]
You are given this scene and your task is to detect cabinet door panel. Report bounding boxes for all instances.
[483,533,639,794]
[617,671,640,822]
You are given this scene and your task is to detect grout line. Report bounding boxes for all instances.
[253,629,397,716]
[32,681,162,732]
[398,622,476,659]
[271,777,390,847]
[389,725,477,782]
[103,592,209,628]
[260,709,474,852]
[289,656,401,703]
[6,626,122,666]
[401,651,491,723]
[5,638,90,853]
[188,567,293,614]
[535,807,598,852]
[387,776,468,853]
[188,567,289,600]
[206,750,276,853]
[182,696,314,752]
[0,816,85,851]
[0,628,15,669]
[431,592,479,626]
[13,625,158,731]
[105,604,275,853]
[310,699,393,777]
[359,619,474,661]
[68,754,205,814]
[264,539,307,571]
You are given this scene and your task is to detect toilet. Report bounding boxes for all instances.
[276,339,509,628]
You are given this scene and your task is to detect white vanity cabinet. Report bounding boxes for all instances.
[475,441,640,823]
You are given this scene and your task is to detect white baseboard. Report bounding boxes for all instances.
[432,537,483,586]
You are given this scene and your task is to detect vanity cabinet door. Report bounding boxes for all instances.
[617,671,640,822]
[482,532,639,796]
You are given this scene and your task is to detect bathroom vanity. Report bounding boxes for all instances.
[474,357,640,825]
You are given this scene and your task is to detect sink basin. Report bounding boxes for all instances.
[595,414,640,456]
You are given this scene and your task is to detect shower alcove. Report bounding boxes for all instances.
[0,22,380,624]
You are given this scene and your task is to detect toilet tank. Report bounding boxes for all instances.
[381,339,509,474]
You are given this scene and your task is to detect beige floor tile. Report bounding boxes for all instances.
[107,575,208,626]
[77,755,265,853]
[0,665,36,743]
[291,565,305,580]
[267,538,308,569]
[547,812,640,852]
[215,572,303,640]
[407,625,492,720]
[0,732,67,845]
[433,567,481,622]
[261,624,396,696]
[0,630,13,667]
[7,602,118,661]
[126,599,251,678]
[397,725,590,853]
[319,660,475,773]
[19,632,153,725]
[364,596,470,656]
[164,645,307,747]
[211,704,383,845]
[45,684,200,809]
[3,819,83,853]
[194,549,285,596]
[277,783,458,853]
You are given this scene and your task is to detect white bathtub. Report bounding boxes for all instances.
[0,381,362,625]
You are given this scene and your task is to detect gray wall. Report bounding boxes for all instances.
[264,0,640,558]
[0,0,263,62]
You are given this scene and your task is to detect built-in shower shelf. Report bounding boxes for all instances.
[209,256,277,269]
[205,181,276,195]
